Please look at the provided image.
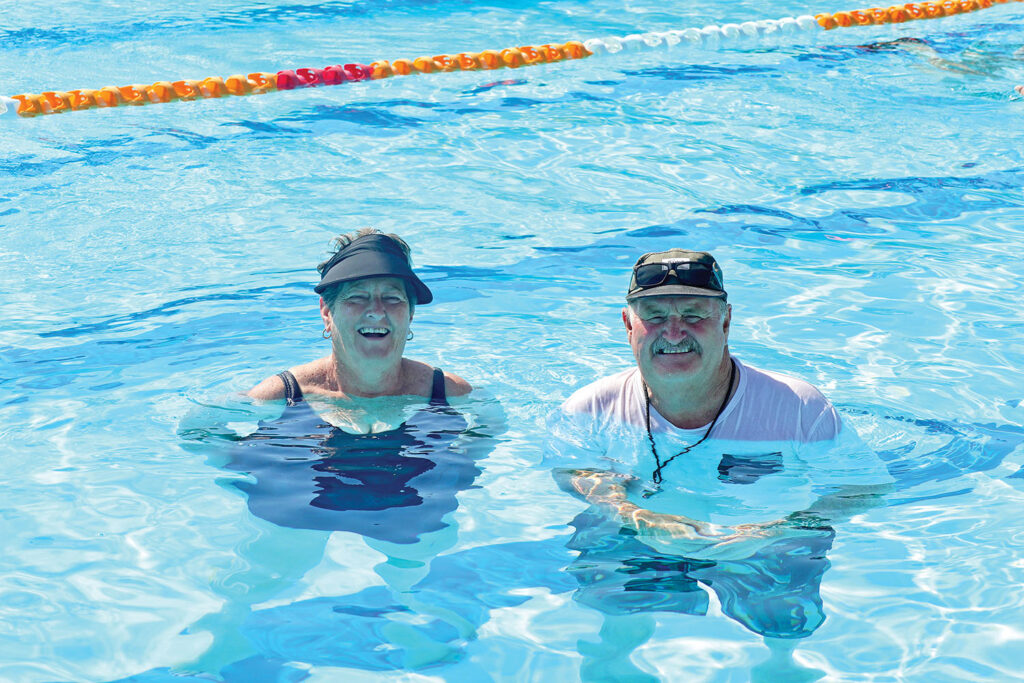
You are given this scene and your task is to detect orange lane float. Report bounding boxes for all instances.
[815,0,1004,28]
[3,41,592,118]
[2,0,1021,119]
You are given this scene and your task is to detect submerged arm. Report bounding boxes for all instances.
[779,426,895,529]
[553,468,725,540]
[178,394,284,442]
[783,483,892,529]
[553,468,891,561]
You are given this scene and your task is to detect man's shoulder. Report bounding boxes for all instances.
[546,367,645,466]
[561,367,640,417]
[734,360,840,442]
[739,362,832,407]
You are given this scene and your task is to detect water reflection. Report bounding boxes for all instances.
[564,509,833,639]
[227,400,478,542]
[177,393,497,673]
[165,401,1024,680]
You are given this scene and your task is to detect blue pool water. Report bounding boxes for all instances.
[3,1,1024,680]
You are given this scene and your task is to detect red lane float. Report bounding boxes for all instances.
[4,0,1021,120]
[6,41,591,118]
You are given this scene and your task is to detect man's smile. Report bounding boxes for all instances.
[653,338,700,356]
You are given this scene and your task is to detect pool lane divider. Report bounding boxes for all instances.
[2,0,1020,120]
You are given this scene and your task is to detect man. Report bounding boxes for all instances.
[546,248,891,647]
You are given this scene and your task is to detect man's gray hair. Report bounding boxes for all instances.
[626,296,728,318]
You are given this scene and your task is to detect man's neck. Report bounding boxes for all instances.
[644,354,735,430]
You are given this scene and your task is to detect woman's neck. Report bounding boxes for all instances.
[332,355,406,398]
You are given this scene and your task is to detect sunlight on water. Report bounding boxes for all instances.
[2,0,1024,681]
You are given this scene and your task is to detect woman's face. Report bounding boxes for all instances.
[321,276,413,366]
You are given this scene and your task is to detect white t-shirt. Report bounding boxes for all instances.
[546,359,892,525]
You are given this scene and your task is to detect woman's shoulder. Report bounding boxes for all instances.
[248,358,471,400]
[402,358,472,398]
[246,358,334,400]
[442,369,473,398]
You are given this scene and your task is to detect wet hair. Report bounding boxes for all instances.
[318,228,417,312]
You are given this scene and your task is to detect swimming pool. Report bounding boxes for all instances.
[3,0,1024,680]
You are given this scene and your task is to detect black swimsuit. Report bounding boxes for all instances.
[228,367,478,544]
[274,367,449,407]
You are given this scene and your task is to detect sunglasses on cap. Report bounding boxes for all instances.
[633,260,722,290]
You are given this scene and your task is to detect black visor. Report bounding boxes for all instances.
[314,234,433,305]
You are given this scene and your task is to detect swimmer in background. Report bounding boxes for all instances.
[546,249,893,682]
[861,36,1024,95]
[180,228,497,672]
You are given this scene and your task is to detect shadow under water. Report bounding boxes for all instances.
[112,394,1024,682]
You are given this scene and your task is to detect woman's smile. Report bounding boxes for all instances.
[358,326,391,338]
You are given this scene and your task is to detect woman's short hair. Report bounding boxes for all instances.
[318,228,417,311]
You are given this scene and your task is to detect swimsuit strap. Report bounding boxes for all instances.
[277,368,443,407]
[429,367,448,406]
[276,370,304,406]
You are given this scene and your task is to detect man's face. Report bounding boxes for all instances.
[622,295,731,384]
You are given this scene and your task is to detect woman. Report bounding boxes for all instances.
[234,227,480,538]
[248,227,471,413]
[185,229,490,672]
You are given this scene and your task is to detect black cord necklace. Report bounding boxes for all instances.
[642,359,736,496]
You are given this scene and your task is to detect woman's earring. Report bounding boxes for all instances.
[406,331,414,341]
[322,328,331,339]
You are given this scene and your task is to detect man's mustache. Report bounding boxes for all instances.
[652,337,701,355]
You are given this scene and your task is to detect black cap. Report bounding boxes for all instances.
[626,249,726,301]
[315,233,433,305]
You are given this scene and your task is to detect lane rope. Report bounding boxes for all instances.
[2,0,1020,120]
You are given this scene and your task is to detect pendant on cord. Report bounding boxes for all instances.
[640,359,736,494]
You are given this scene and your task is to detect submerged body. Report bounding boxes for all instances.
[547,248,892,646]
[179,229,487,672]
[549,359,890,526]
[231,369,479,543]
